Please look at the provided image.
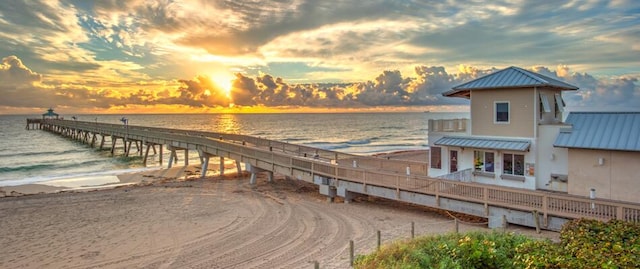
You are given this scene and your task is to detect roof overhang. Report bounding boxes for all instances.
[442,89,470,99]
[434,136,531,152]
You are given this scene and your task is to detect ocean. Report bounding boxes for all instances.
[0,112,468,187]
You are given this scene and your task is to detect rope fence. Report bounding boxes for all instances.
[312,212,493,268]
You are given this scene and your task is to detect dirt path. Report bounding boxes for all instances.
[0,174,557,268]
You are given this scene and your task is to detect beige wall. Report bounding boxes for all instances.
[470,88,535,137]
[567,148,640,204]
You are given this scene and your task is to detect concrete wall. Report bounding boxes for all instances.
[470,88,535,137]
[336,180,568,231]
[537,125,569,192]
[568,148,640,203]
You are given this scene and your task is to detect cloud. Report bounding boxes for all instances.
[0,56,42,87]
[2,0,638,92]
[1,55,638,113]
[532,65,640,110]
[0,1,92,69]
[173,76,231,107]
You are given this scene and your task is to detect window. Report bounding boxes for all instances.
[555,93,565,119]
[474,150,494,173]
[503,153,524,176]
[495,102,509,123]
[554,93,565,112]
[430,147,441,169]
[540,94,551,113]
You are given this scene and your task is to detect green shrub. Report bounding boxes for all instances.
[513,219,640,269]
[354,231,530,269]
[355,219,640,269]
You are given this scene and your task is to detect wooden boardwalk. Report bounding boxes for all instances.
[33,119,640,231]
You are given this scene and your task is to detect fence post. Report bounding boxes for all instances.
[377,230,381,250]
[411,221,415,239]
[454,218,459,233]
[349,240,354,266]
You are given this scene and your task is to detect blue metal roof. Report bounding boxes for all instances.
[435,136,531,151]
[554,112,640,152]
[42,108,58,117]
[443,66,578,98]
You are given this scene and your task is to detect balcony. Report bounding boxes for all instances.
[428,118,468,133]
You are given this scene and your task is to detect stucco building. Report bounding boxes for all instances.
[428,66,640,204]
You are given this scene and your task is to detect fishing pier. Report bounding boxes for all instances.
[28,118,640,231]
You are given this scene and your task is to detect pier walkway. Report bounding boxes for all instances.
[33,119,640,231]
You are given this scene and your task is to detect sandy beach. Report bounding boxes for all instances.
[0,153,558,268]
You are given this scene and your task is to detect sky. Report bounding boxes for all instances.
[0,0,638,114]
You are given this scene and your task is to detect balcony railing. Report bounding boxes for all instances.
[428,118,468,133]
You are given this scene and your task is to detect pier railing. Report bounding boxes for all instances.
[40,119,640,224]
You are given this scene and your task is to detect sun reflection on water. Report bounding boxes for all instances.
[213,114,241,134]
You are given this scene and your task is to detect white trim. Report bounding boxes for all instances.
[494,101,510,124]
[534,87,538,139]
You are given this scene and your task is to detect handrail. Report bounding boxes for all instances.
[45,119,427,175]
[40,119,640,223]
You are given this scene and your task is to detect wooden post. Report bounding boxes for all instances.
[377,230,381,250]
[411,221,415,239]
[454,218,459,233]
[349,240,354,267]
[313,261,319,269]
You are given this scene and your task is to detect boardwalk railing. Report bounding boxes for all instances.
[436,168,473,182]
[38,119,640,225]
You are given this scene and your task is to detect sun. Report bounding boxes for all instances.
[211,73,234,98]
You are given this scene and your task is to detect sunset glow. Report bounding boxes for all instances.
[212,73,234,99]
[0,1,638,114]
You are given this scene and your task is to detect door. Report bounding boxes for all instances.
[450,150,458,173]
